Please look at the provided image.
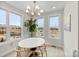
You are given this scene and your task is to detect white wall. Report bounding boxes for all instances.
[64,1,78,57]
[36,10,64,48]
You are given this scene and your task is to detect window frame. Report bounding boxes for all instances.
[36,18,45,37]
[0,8,7,25]
[49,16,59,28]
[48,15,61,39]
[9,12,22,39]
[9,12,21,27]
[0,8,8,40]
[0,8,23,40]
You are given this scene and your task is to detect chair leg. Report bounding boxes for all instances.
[16,46,21,57]
[39,47,43,57]
[24,48,31,57]
[44,43,47,57]
[16,51,21,57]
[24,48,27,57]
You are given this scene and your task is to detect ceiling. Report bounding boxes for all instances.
[5,1,66,13]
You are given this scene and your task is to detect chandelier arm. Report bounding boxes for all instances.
[26,1,43,17]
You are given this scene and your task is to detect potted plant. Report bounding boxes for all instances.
[24,17,37,37]
[24,18,38,54]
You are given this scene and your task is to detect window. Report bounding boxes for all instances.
[0,9,6,41]
[49,16,60,39]
[0,8,22,40]
[0,9,6,24]
[36,18,44,37]
[9,13,21,26]
[9,13,21,39]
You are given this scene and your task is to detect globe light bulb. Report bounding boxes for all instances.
[38,12,40,15]
[31,12,34,15]
[26,10,29,13]
[35,5,39,10]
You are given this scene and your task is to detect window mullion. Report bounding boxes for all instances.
[6,11,10,40]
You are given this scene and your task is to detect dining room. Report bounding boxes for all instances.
[0,1,78,57]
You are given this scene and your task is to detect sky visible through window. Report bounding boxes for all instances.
[50,16,59,28]
[0,9,21,26]
[9,13,21,26]
[36,17,59,28]
[0,9,6,24]
[36,18,44,28]
[0,9,58,27]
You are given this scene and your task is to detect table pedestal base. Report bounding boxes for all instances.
[29,51,39,57]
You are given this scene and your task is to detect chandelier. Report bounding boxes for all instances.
[26,1,44,17]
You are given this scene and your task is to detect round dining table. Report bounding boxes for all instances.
[18,37,47,57]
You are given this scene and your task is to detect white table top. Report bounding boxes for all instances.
[18,38,45,48]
